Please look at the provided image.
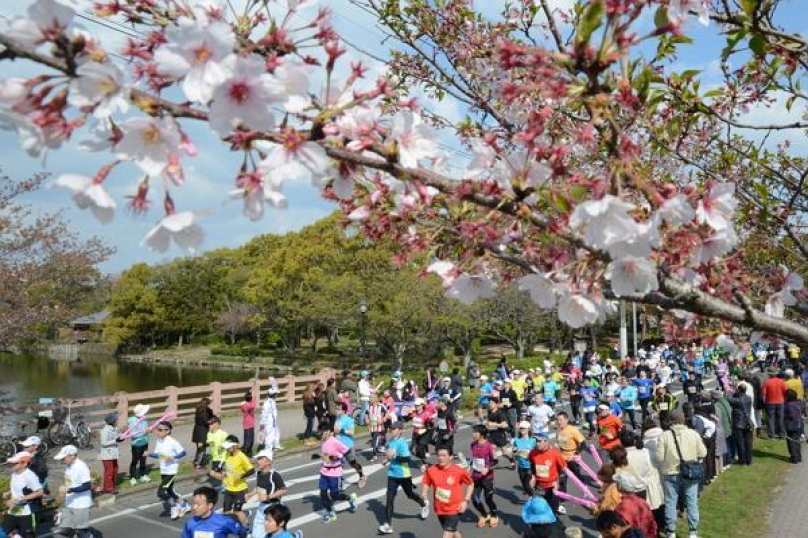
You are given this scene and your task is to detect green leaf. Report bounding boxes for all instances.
[575,0,604,47]
[740,0,758,17]
[654,6,669,28]
[749,33,766,56]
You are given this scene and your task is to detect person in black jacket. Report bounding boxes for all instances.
[20,436,48,492]
[784,389,803,463]
[192,397,213,468]
[726,383,754,465]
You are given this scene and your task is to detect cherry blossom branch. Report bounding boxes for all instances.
[538,0,565,51]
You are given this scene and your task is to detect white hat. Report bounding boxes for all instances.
[518,421,531,430]
[597,404,610,411]
[480,375,489,381]
[6,452,32,464]
[512,369,521,375]
[222,440,238,450]
[442,377,451,382]
[54,445,78,460]
[21,436,41,447]
[133,404,150,417]
[253,449,274,460]
[414,397,426,406]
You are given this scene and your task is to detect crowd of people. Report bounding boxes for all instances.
[2,340,806,538]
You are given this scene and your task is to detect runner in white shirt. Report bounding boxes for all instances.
[54,445,93,538]
[3,451,43,538]
[149,421,191,520]
[526,394,555,436]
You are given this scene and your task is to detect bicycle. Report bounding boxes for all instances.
[0,418,49,459]
[47,399,91,449]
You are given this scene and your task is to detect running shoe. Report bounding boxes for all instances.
[490,516,499,528]
[129,477,138,486]
[178,502,191,518]
[377,523,393,534]
[476,516,489,528]
[139,475,152,483]
[420,500,430,520]
[170,506,180,520]
[357,475,367,489]
[557,505,567,515]
[348,493,359,513]
[323,511,337,524]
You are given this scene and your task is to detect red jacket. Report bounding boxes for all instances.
[616,493,657,538]
[762,377,787,405]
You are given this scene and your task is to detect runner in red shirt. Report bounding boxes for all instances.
[597,405,624,451]
[422,445,473,538]
[527,432,567,514]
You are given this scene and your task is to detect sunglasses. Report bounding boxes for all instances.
[157,428,170,432]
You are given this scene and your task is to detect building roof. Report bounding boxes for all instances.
[70,311,110,327]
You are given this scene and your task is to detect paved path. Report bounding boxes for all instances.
[767,445,808,537]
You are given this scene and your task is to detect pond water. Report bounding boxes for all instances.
[0,353,251,405]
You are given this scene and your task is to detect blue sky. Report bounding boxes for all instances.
[1,0,806,274]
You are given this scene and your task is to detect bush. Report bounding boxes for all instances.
[317,345,343,356]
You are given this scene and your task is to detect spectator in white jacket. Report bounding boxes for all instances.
[357,371,372,426]
[260,382,282,452]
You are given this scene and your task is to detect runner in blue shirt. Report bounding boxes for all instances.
[581,379,600,435]
[261,504,302,538]
[511,421,537,501]
[633,371,654,421]
[542,379,559,407]
[617,378,637,429]
[378,422,428,534]
[181,486,248,538]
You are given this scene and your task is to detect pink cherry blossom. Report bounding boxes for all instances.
[465,138,497,178]
[693,227,737,265]
[655,194,695,226]
[257,132,330,184]
[495,150,552,190]
[389,110,438,168]
[569,195,644,254]
[696,182,737,231]
[115,117,182,177]
[209,55,276,137]
[68,62,129,119]
[154,18,236,103]
[446,273,496,304]
[605,256,659,297]
[52,173,116,223]
[427,260,459,287]
[0,78,28,106]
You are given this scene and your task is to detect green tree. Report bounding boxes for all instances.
[104,263,163,349]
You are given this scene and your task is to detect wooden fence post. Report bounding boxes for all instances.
[115,392,128,429]
[284,375,296,403]
[166,386,178,415]
[252,378,261,404]
[211,381,222,415]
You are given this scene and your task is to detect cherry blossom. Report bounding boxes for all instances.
[693,227,737,265]
[154,18,236,104]
[696,182,737,232]
[518,273,557,309]
[465,138,497,178]
[655,194,695,226]
[208,55,277,137]
[347,206,370,221]
[569,195,644,254]
[445,273,496,304]
[427,260,459,287]
[257,132,330,184]
[389,110,437,168]
[115,117,182,177]
[141,204,207,253]
[264,61,313,114]
[495,151,552,190]
[605,257,659,297]
[765,266,805,318]
[0,79,28,106]
[68,62,129,119]
[5,0,77,48]
[557,294,600,329]
[52,173,116,223]
[0,109,46,158]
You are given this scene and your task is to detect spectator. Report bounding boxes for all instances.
[521,494,567,538]
[240,391,257,456]
[357,371,372,426]
[613,473,656,538]
[595,510,646,538]
[655,409,707,538]
[762,372,788,438]
[302,383,317,445]
[726,383,754,465]
[784,389,803,464]
[128,403,151,484]
[98,413,122,494]
[192,397,213,469]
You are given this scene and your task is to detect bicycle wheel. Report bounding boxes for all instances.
[75,422,91,449]
[0,439,15,461]
[48,422,65,446]
[37,438,49,456]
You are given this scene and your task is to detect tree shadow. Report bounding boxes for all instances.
[752,447,791,462]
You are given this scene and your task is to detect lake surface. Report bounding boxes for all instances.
[0,353,250,404]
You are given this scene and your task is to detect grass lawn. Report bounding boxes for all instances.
[678,438,791,537]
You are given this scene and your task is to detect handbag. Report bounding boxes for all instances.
[671,428,704,481]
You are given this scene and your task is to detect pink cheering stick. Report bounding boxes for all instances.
[588,443,603,468]
[119,416,146,439]
[146,410,177,432]
[562,467,597,501]
[553,489,596,510]
[571,455,603,487]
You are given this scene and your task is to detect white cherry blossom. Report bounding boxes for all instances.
[115,117,182,177]
[52,173,116,223]
[389,110,437,168]
[605,256,659,297]
[0,79,28,106]
[496,151,552,190]
[257,138,330,184]
[693,227,737,265]
[68,62,129,119]
[518,273,557,308]
[696,182,737,231]
[465,138,497,178]
[557,293,600,328]
[446,273,496,304]
[569,195,644,254]
[209,55,276,137]
[141,210,206,253]
[265,61,313,113]
[154,19,236,104]
[347,206,370,221]
[656,194,695,226]
[0,109,47,158]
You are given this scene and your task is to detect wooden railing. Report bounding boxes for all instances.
[40,368,337,429]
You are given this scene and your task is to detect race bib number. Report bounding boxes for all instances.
[502,398,511,406]
[435,487,452,504]
[534,463,550,478]
[517,449,529,458]
[9,506,24,515]
[257,487,267,496]
[194,532,215,538]
[472,458,486,472]
[437,418,448,430]
[659,403,669,411]
[557,435,567,447]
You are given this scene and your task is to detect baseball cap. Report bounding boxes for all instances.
[597,404,610,411]
[390,421,404,430]
[6,452,32,464]
[54,445,78,460]
[535,432,550,440]
[21,436,41,447]
[253,449,274,460]
[414,398,425,406]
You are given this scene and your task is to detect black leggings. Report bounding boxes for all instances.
[517,466,533,496]
[472,478,497,518]
[130,444,148,479]
[385,477,425,523]
[321,488,351,512]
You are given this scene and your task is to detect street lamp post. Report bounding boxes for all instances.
[359,299,368,359]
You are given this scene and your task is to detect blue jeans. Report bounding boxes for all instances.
[664,474,700,533]
[358,400,369,425]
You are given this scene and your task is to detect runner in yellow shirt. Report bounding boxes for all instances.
[209,435,255,524]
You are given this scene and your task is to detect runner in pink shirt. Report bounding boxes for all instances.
[318,430,358,523]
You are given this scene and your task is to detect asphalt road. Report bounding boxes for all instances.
[37,420,602,538]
